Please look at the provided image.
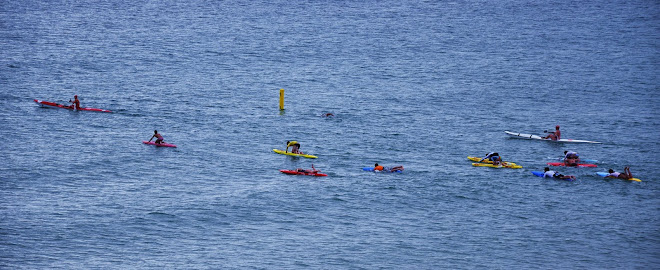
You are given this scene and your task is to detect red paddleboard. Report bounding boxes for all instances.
[34,99,112,113]
[142,141,177,148]
[280,169,327,177]
[547,162,597,168]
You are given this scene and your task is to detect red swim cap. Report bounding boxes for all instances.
[556,125,560,129]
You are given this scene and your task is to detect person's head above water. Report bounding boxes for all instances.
[154,130,158,134]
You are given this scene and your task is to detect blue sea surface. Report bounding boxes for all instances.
[1,0,659,269]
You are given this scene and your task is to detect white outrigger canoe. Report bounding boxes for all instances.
[504,131,601,144]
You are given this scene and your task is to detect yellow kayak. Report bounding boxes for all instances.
[467,156,518,166]
[273,149,318,159]
[472,163,523,169]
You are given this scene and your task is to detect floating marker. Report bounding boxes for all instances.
[279,89,284,110]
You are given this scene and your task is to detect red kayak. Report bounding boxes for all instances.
[547,162,597,168]
[34,99,112,113]
[142,141,177,148]
[280,169,328,177]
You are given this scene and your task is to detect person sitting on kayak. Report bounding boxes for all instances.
[286,141,303,154]
[149,130,164,145]
[479,152,502,165]
[543,167,576,180]
[563,150,579,166]
[70,95,81,110]
[607,167,633,180]
[543,125,561,140]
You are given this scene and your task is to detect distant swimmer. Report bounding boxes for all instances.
[322,113,334,117]
[69,95,81,110]
[606,167,634,180]
[543,125,561,140]
[543,167,576,181]
[149,130,165,145]
[480,152,502,165]
[286,140,303,154]
[564,150,580,166]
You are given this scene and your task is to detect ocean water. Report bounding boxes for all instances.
[1,0,659,269]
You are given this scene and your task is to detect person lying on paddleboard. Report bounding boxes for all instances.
[149,130,165,145]
[69,95,81,110]
[286,141,303,154]
[296,164,319,174]
[543,167,576,180]
[479,152,503,165]
[374,163,404,172]
[543,125,561,140]
[606,167,634,180]
[564,150,579,166]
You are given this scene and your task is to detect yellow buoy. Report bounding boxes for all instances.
[279,88,284,110]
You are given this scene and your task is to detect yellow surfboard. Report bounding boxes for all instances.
[472,163,523,169]
[467,156,518,166]
[273,149,318,159]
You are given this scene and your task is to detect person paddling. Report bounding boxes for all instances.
[70,95,81,110]
[563,150,580,166]
[374,163,403,172]
[149,130,165,145]
[543,167,576,180]
[296,164,320,174]
[543,125,561,140]
[606,167,634,180]
[286,141,303,154]
[480,152,503,165]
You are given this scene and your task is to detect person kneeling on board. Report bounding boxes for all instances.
[286,141,303,154]
[607,167,634,180]
[564,151,580,166]
[543,167,576,181]
[149,130,165,145]
[480,152,503,165]
[543,125,561,140]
